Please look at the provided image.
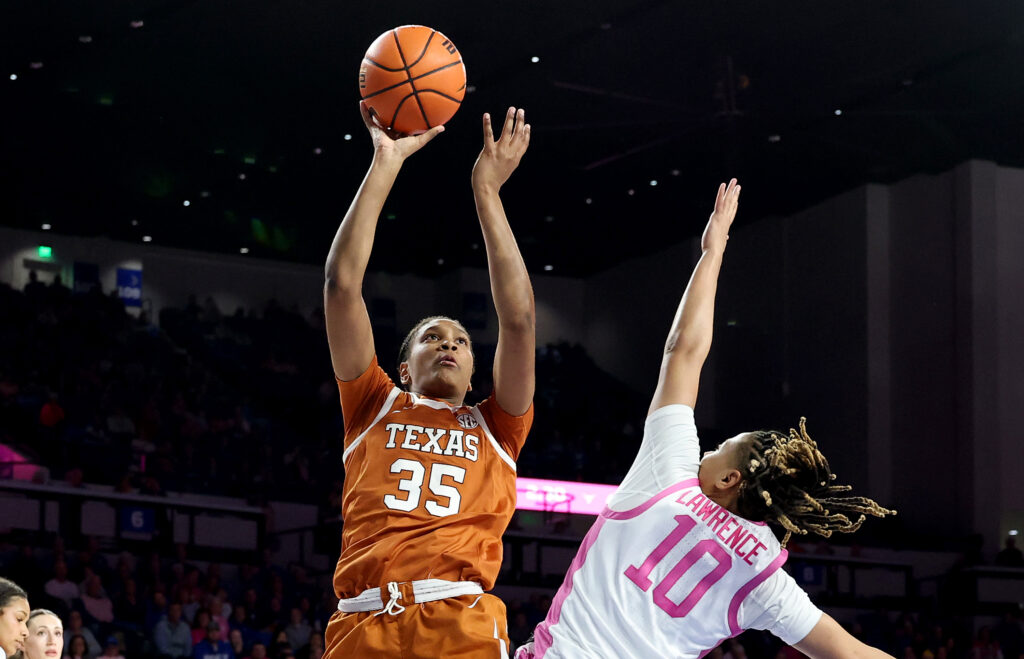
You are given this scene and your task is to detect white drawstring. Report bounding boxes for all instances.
[374,581,406,617]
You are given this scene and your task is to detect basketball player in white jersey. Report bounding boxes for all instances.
[517,179,895,658]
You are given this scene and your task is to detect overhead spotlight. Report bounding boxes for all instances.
[834,109,842,116]
[585,198,593,205]
[41,223,52,230]
[239,247,249,254]
[531,56,540,63]
[1010,530,1020,536]
[627,189,635,196]
[343,134,352,141]
[471,243,480,250]
[768,134,781,143]
[313,147,323,155]
[466,85,477,93]
[183,200,191,207]
[29,62,43,69]
[142,235,153,243]
[129,20,144,28]
[238,173,246,180]
[649,180,658,186]
[79,36,93,43]
[544,215,554,222]
[437,258,445,265]
[544,265,554,272]
[9,74,16,81]
[131,219,139,226]
[670,169,681,176]
[200,190,211,198]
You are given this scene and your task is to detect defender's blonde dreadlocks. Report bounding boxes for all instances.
[734,418,895,546]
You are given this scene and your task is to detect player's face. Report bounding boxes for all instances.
[0,597,30,656]
[401,319,474,401]
[25,614,63,659]
[698,433,751,494]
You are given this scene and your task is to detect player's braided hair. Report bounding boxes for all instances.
[734,418,895,546]
[396,316,473,384]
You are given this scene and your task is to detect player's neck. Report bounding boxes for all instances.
[706,489,740,515]
[412,387,466,408]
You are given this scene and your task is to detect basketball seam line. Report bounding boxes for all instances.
[406,29,436,69]
[360,60,464,101]
[363,56,404,73]
[415,89,464,103]
[392,28,431,129]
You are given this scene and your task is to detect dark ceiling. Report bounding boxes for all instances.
[2,0,1022,276]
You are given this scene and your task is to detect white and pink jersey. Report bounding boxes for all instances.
[523,405,822,659]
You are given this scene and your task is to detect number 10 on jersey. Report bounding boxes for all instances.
[624,515,732,617]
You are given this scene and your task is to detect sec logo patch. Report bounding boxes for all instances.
[456,413,479,429]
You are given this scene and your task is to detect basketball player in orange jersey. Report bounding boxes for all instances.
[321,101,535,658]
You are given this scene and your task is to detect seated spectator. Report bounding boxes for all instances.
[64,635,90,659]
[299,634,322,659]
[154,603,191,659]
[98,637,123,659]
[145,592,169,633]
[268,632,291,659]
[112,580,143,630]
[283,610,309,652]
[63,612,101,658]
[995,537,1024,567]
[79,578,113,628]
[44,560,79,609]
[242,643,266,659]
[228,630,245,659]
[969,626,1002,659]
[207,597,229,633]
[190,611,211,647]
[192,623,234,659]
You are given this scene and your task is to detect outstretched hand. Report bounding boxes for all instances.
[472,106,531,192]
[360,100,444,165]
[700,178,741,253]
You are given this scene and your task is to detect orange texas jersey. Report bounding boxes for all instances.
[333,356,533,599]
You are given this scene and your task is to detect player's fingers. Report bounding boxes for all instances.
[715,182,727,208]
[359,101,378,131]
[522,123,531,147]
[417,124,445,146]
[500,106,516,142]
[482,113,495,147]
[513,108,526,141]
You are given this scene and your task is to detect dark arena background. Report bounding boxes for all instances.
[2,1,1023,657]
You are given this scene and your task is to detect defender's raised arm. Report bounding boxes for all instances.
[648,179,741,414]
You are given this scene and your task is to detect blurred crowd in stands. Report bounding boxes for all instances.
[0,275,645,510]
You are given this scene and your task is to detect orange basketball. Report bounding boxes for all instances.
[359,25,467,135]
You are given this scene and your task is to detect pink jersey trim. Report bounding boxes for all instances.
[726,548,789,635]
[533,516,609,657]
[601,477,699,521]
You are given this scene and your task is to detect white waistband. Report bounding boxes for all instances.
[337,579,483,614]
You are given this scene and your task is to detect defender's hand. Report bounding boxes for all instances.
[701,178,741,254]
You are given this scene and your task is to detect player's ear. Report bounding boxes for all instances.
[399,362,411,386]
[717,469,743,491]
